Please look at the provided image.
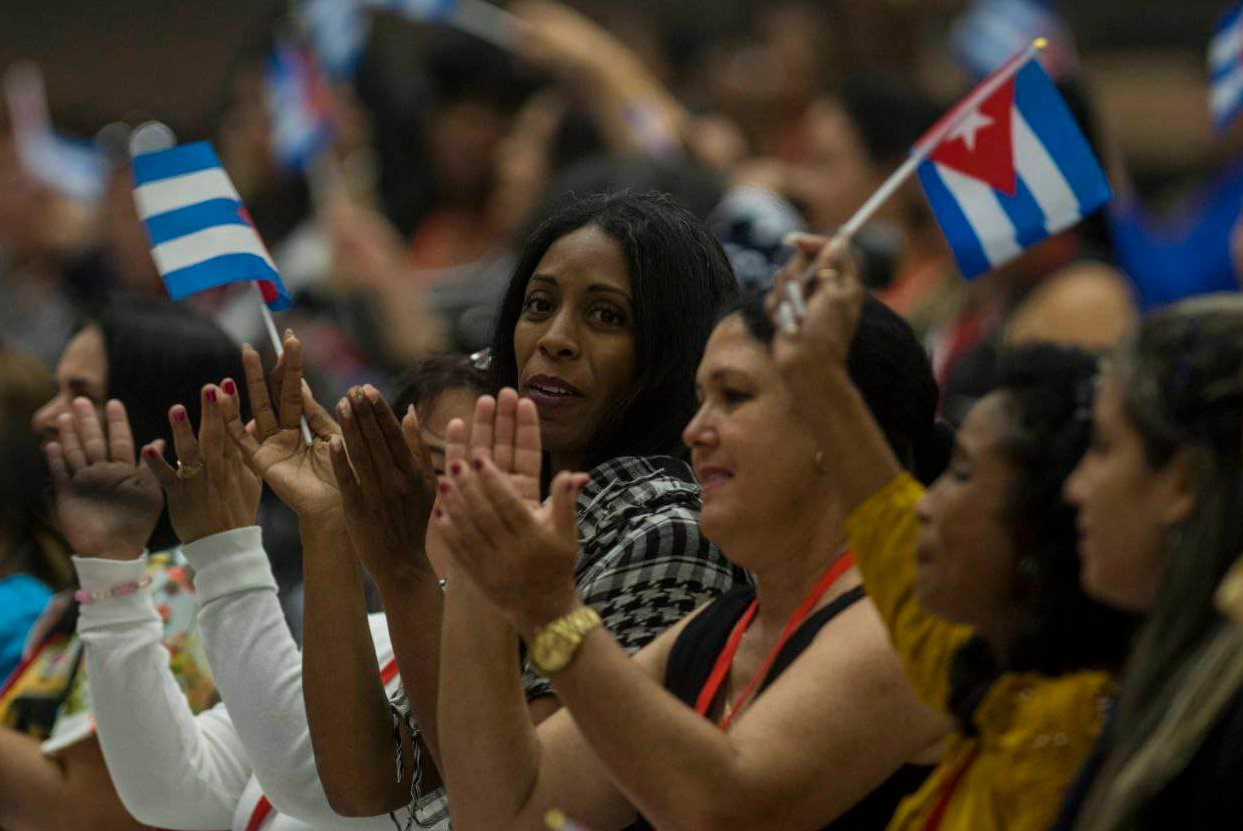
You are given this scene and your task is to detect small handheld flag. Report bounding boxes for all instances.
[914,47,1110,279]
[265,36,336,172]
[951,0,1077,82]
[132,141,292,311]
[1210,3,1243,133]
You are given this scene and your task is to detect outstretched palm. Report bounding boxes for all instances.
[46,398,162,560]
[225,333,343,520]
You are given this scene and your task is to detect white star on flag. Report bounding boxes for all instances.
[947,107,994,152]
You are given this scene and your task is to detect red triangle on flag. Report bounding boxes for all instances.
[928,77,1017,196]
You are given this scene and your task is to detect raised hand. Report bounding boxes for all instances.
[45,398,163,560]
[768,234,864,381]
[327,385,438,586]
[436,388,589,633]
[224,332,342,519]
[141,379,262,545]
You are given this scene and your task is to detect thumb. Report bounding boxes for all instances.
[548,471,589,539]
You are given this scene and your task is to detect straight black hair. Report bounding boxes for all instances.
[96,294,245,551]
[490,191,739,469]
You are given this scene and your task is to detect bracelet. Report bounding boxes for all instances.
[75,576,153,605]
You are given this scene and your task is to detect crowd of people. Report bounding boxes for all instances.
[3,0,1243,829]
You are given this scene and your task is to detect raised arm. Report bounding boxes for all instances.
[222,334,413,816]
[769,238,973,710]
[436,404,945,830]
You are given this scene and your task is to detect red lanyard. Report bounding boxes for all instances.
[694,552,856,731]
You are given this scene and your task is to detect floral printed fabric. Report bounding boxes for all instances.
[0,549,216,754]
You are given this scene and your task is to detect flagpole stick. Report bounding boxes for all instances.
[450,0,530,51]
[835,37,1047,245]
[254,282,316,446]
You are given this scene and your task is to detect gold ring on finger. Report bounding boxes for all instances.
[816,267,840,283]
[176,460,204,480]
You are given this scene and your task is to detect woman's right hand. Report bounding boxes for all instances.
[327,385,438,587]
[141,379,262,545]
[768,234,864,381]
[224,332,343,520]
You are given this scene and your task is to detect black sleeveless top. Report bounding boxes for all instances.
[629,586,931,831]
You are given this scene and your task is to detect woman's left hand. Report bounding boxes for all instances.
[45,398,163,560]
[142,379,262,545]
[435,390,590,635]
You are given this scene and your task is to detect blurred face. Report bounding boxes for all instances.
[421,387,480,578]
[31,325,107,440]
[1064,375,1192,612]
[913,393,1019,630]
[795,100,879,230]
[514,225,637,465]
[428,99,506,205]
[683,317,824,559]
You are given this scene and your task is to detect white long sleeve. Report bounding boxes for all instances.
[74,554,253,831]
[184,527,396,829]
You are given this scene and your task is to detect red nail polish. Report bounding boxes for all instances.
[173,409,187,423]
[143,447,158,458]
[438,482,450,494]
[206,389,217,404]
[433,507,443,519]
[450,462,462,475]
[473,458,484,471]
[223,379,236,396]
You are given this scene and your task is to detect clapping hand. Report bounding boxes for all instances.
[45,398,163,560]
[224,332,343,520]
[327,385,438,586]
[141,380,262,545]
[435,388,589,635]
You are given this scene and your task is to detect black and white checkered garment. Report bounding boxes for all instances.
[389,454,748,827]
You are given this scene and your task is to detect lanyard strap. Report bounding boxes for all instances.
[694,552,856,730]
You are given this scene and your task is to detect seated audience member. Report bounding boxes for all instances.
[430,287,954,830]
[54,355,486,831]
[1058,295,1243,829]
[1,296,233,830]
[0,350,72,684]
[230,192,747,819]
[760,237,1136,831]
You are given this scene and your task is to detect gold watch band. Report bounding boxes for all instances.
[528,606,603,675]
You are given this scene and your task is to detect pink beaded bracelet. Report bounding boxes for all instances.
[75,575,153,605]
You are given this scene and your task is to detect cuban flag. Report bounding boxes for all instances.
[301,0,458,79]
[265,36,336,172]
[916,54,1111,279]
[132,142,291,311]
[1210,3,1243,133]
[951,0,1077,82]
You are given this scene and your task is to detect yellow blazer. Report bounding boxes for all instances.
[845,474,1113,831]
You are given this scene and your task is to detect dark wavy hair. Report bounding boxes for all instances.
[390,354,491,421]
[734,285,951,485]
[96,294,246,550]
[490,191,739,469]
[948,344,1139,729]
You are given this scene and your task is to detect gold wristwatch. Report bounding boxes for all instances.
[528,606,603,674]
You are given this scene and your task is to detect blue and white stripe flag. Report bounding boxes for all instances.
[301,0,460,80]
[915,51,1111,279]
[132,141,291,310]
[951,0,1077,81]
[266,36,336,171]
[1210,3,1243,133]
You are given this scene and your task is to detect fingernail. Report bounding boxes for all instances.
[241,342,253,352]
[223,379,237,396]
[173,408,187,423]
[433,507,443,519]
[438,481,450,494]
[143,447,158,458]
[284,328,294,338]
[473,458,483,471]
[351,388,364,402]
[450,462,463,476]
[206,388,218,404]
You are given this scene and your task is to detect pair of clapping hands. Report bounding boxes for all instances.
[42,331,592,633]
